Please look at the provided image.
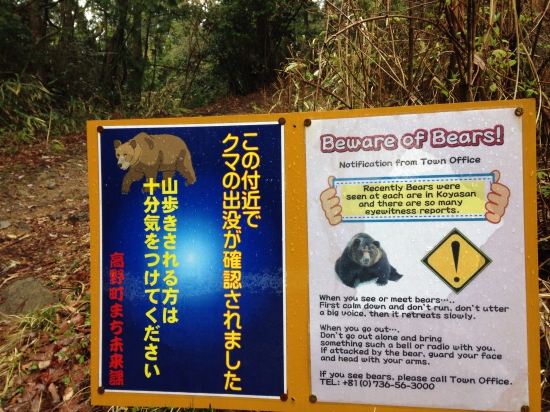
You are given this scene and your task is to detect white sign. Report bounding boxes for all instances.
[306,108,528,411]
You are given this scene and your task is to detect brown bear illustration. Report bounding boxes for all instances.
[114,132,196,194]
[335,233,403,288]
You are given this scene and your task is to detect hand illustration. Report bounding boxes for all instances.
[484,170,510,224]
[320,176,342,225]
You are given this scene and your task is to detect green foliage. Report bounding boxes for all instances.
[145,2,225,109]
[0,0,320,144]
[0,74,120,145]
[0,0,32,76]
[538,171,550,198]
[0,76,51,143]
[205,0,315,94]
[278,0,550,113]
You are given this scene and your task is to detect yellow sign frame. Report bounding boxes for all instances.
[87,99,539,411]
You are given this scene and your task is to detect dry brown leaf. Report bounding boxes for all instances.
[20,362,33,372]
[48,383,60,404]
[70,313,84,326]
[62,386,73,402]
[58,320,71,334]
[38,360,50,370]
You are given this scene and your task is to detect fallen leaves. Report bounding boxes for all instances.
[4,382,44,412]
[47,383,60,404]
[0,301,92,411]
[0,137,93,411]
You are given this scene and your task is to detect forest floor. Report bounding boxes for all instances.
[0,90,279,412]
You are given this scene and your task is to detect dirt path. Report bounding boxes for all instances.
[0,134,93,411]
[0,134,90,292]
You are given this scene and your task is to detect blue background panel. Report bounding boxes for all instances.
[99,124,284,396]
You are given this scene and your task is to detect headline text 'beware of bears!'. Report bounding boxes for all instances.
[320,125,504,153]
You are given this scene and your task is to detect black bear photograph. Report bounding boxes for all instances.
[335,233,403,288]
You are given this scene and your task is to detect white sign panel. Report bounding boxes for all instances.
[306,108,528,411]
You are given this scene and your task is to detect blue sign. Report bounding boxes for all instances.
[98,123,285,397]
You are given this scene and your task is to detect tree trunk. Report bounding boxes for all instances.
[128,2,144,100]
[102,0,129,102]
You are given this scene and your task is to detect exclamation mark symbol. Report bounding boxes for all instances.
[451,241,460,283]
[495,125,503,144]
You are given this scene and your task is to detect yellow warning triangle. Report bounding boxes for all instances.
[422,228,491,293]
